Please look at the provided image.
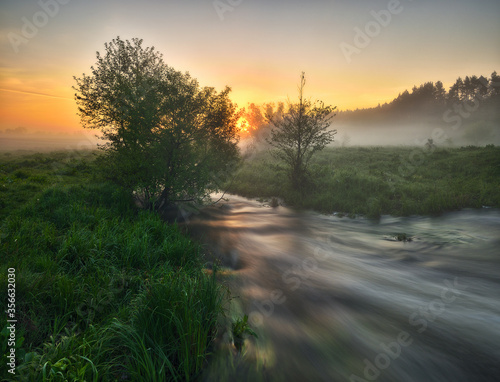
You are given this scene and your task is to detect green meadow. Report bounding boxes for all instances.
[229,145,500,218]
[0,151,225,381]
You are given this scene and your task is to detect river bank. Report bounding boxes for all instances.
[0,151,224,381]
[228,145,500,218]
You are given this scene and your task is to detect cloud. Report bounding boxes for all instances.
[0,87,72,100]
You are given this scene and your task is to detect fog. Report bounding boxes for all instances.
[0,128,99,152]
[3,120,498,153]
[328,121,500,147]
[3,123,498,153]
[238,120,500,152]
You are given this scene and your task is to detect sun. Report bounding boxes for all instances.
[236,117,250,135]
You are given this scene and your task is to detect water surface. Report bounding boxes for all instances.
[186,195,500,382]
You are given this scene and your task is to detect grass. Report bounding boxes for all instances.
[229,145,500,218]
[231,315,258,353]
[0,150,226,381]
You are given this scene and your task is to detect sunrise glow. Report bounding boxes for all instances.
[0,0,499,145]
[236,117,251,137]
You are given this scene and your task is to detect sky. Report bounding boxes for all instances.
[0,0,499,138]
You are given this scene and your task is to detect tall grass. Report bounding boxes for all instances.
[104,270,225,381]
[0,151,225,381]
[229,145,500,217]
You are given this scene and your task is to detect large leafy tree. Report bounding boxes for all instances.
[74,37,240,210]
[266,72,336,191]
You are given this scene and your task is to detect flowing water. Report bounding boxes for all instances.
[185,195,500,382]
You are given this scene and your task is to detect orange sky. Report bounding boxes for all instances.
[1,0,499,137]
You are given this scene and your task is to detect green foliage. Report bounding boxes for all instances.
[74,37,240,210]
[231,315,258,353]
[266,72,336,192]
[107,269,225,381]
[17,327,98,382]
[229,145,500,217]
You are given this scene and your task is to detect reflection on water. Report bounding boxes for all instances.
[186,195,500,382]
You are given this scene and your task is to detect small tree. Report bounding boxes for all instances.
[266,72,336,191]
[74,37,240,210]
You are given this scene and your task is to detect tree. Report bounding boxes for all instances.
[74,37,240,210]
[489,71,500,96]
[433,81,446,103]
[448,77,464,103]
[244,103,266,132]
[266,72,336,191]
[476,75,489,98]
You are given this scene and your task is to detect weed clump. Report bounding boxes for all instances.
[231,315,258,353]
[394,233,413,242]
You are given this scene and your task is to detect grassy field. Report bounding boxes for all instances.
[229,145,500,218]
[0,151,226,381]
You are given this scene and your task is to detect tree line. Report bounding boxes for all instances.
[338,72,500,121]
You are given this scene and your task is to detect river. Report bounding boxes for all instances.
[184,195,500,382]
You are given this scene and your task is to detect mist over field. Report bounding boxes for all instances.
[3,118,498,152]
[0,130,99,151]
[329,120,500,147]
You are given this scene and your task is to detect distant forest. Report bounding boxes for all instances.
[242,72,500,147]
[336,72,500,146]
